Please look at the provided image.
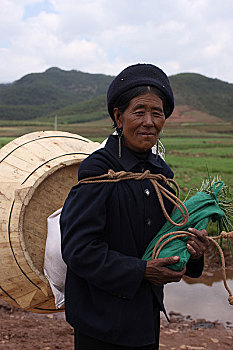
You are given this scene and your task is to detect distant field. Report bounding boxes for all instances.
[0,118,113,139]
[0,121,232,201]
[0,118,233,139]
[162,136,233,199]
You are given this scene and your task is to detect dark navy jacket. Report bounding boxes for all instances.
[60,135,203,347]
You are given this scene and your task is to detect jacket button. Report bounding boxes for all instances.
[146,218,152,226]
[144,188,150,197]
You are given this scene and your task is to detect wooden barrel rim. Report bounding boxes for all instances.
[0,131,99,312]
[0,134,90,164]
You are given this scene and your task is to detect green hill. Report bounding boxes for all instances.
[55,95,108,124]
[0,67,113,120]
[169,73,233,121]
[0,68,232,123]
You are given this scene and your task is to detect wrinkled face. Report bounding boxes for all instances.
[114,93,165,153]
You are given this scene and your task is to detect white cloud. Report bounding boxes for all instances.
[1,0,233,83]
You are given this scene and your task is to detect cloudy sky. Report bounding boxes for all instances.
[1,0,233,83]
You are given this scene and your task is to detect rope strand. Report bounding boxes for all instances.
[152,230,233,305]
[78,169,189,227]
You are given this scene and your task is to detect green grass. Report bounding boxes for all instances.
[162,137,233,149]
[170,147,233,157]
[0,137,15,147]
[160,136,233,200]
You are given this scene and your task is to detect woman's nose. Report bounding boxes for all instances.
[142,113,154,126]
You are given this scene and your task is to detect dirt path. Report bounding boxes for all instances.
[1,300,232,350]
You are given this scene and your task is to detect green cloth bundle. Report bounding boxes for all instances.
[142,190,224,271]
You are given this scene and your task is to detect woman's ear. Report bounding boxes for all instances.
[113,107,123,129]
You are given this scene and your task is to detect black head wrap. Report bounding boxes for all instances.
[107,63,174,120]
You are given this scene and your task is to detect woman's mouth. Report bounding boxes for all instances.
[138,132,156,136]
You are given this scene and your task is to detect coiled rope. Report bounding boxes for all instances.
[152,230,233,305]
[79,169,233,305]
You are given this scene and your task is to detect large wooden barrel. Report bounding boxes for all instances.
[0,131,99,313]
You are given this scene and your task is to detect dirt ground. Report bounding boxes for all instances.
[1,247,232,350]
[1,301,232,350]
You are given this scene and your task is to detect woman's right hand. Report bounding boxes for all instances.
[144,256,186,285]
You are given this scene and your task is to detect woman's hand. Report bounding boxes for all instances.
[144,256,186,285]
[187,228,209,260]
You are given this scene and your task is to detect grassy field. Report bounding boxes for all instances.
[162,135,233,198]
[0,120,232,201]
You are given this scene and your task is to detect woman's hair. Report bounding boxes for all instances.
[112,86,168,127]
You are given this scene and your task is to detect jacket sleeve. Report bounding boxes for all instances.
[60,182,146,300]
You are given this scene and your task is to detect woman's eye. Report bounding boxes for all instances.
[134,111,144,116]
[153,112,164,117]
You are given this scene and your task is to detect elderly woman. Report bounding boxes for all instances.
[60,64,209,350]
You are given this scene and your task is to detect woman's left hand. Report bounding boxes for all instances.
[187,228,210,260]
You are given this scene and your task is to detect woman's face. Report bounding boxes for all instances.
[113,93,165,153]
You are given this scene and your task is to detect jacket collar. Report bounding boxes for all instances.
[105,135,164,172]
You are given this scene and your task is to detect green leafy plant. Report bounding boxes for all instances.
[194,176,233,254]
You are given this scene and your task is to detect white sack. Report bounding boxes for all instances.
[44,208,66,309]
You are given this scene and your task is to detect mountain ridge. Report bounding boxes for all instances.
[0,67,232,123]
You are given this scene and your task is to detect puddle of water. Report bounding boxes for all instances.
[164,270,233,325]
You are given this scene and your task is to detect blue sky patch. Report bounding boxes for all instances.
[23,0,56,19]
